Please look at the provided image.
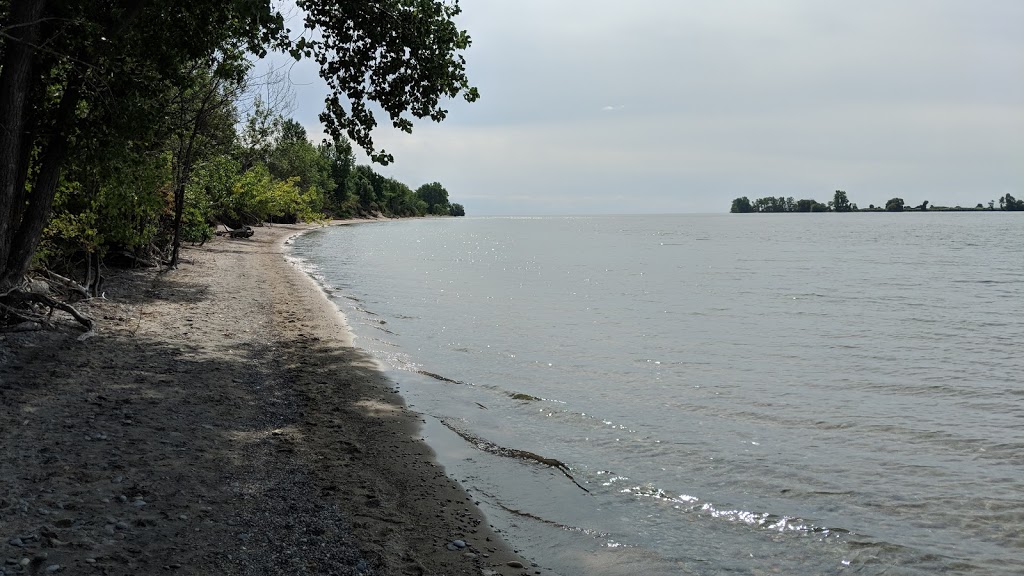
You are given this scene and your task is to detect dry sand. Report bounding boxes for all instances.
[0,223,535,575]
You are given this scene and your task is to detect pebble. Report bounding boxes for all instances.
[45,565,61,573]
[452,539,466,549]
[507,561,524,568]
[7,537,24,547]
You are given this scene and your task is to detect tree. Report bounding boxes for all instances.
[1000,193,1023,211]
[278,119,308,145]
[168,56,248,267]
[318,136,356,211]
[753,196,788,213]
[266,118,334,202]
[449,203,466,217]
[0,0,478,311]
[885,198,905,212]
[730,197,753,213]
[795,198,817,212]
[832,190,852,212]
[416,182,451,215]
[348,169,377,214]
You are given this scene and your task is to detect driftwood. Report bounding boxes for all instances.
[439,419,590,493]
[44,269,90,300]
[416,370,466,385]
[113,250,158,269]
[216,225,254,239]
[0,287,94,332]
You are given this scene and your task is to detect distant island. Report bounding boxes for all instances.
[730,191,1024,213]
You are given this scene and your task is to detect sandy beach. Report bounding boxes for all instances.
[0,222,533,575]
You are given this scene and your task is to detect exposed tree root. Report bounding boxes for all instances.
[43,268,90,300]
[0,287,95,332]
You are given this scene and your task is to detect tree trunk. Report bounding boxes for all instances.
[0,73,83,291]
[169,178,188,267]
[0,0,47,294]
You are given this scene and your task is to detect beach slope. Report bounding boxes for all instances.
[0,223,529,575]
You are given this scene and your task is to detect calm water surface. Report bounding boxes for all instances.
[290,213,1024,575]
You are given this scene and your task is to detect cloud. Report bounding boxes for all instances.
[279,0,1024,214]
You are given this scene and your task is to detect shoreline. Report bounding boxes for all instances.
[0,222,532,575]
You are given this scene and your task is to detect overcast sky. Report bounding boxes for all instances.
[269,0,1023,215]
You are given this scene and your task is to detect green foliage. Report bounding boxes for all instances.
[416,182,450,215]
[753,196,796,213]
[795,198,828,212]
[267,134,334,198]
[97,152,172,251]
[41,149,172,269]
[730,197,753,213]
[297,0,480,162]
[238,97,282,169]
[0,0,479,291]
[190,155,241,224]
[318,136,356,210]
[832,190,852,212]
[224,164,325,225]
[181,186,214,245]
[449,203,466,217]
[1000,193,1024,211]
[348,168,378,213]
[885,198,905,212]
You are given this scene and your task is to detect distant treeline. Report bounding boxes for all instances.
[730,191,1024,213]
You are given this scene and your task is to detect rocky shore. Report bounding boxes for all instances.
[0,223,534,575]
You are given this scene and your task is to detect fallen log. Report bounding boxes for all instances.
[216,225,255,239]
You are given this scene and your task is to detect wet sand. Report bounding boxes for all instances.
[0,222,533,575]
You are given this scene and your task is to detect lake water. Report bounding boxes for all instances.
[289,213,1024,575]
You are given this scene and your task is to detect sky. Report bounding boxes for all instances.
[264,0,1023,215]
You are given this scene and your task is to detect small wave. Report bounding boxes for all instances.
[618,482,847,538]
[495,502,611,538]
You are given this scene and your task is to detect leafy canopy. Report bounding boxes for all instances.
[293,0,479,164]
